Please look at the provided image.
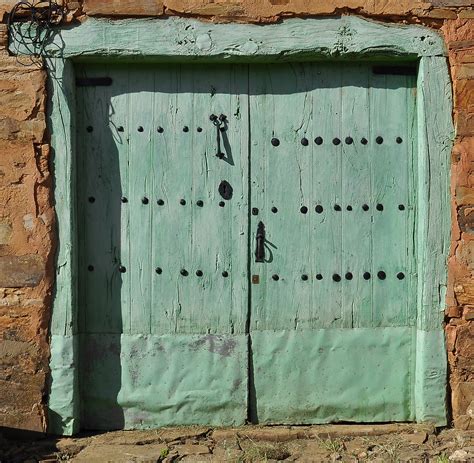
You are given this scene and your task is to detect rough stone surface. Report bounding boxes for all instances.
[1,426,473,462]
[0,51,53,432]
[0,0,473,434]
[442,16,474,429]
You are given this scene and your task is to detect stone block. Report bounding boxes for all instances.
[431,0,474,5]
[421,8,457,19]
[457,64,474,80]
[452,382,474,419]
[454,276,474,306]
[458,205,474,233]
[455,323,474,359]
[456,187,474,207]
[456,239,474,270]
[84,0,164,16]
[0,255,44,288]
[0,221,12,245]
[456,111,474,137]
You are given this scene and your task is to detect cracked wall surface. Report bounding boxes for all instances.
[0,0,472,432]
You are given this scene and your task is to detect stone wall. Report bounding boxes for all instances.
[0,0,472,432]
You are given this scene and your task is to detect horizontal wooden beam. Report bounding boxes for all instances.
[10,16,447,60]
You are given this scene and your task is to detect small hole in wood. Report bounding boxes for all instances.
[316,274,323,280]
[155,267,162,274]
[363,272,371,280]
[271,207,278,213]
[196,270,203,277]
[157,199,164,206]
[301,138,309,146]
[332,274,341,282]
[88,265,94,272]
[300,206,308,214]
[376,136,383,144]
[362,204,369,211]
[314,137,323,145]
[88,196,95,203]
[271,138,280,147]
[333,138,341,145]
[377,271,386,280]
[376,203,384,211]
[138,126,144,132]
[272,274,280,281]
[222,271,229,278]
[397,272,405,280]
[315,205,323,214]
[345,272,353,280]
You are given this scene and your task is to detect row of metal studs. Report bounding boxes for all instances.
[271,136,402,146]
[87,197,406,212]
[86,266,405,281]
[85,126,403,146]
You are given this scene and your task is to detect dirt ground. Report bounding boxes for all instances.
[1,424,473,462]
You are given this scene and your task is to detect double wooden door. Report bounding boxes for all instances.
[77,62,417,429]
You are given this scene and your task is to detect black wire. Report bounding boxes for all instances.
[8,0,65,66]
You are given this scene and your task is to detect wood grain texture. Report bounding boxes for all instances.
[249,63,417,331]
[416,57,453,332]
[10,16,446,60]
[76,63,249,336]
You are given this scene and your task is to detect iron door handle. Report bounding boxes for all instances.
[255,221,265,263]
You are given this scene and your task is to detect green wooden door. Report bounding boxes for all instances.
[248,63,417,423]
[77,64,250,429]
[76,62,417,429]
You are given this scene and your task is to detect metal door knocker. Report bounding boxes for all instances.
[210,113,227,159]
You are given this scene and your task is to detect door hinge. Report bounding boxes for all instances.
[76,77,113,87]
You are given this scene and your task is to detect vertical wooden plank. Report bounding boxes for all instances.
[249,63,314,331]
[416,56,453,332]
[149,64,179,335]
[78,64,125,333]
[129,66,154,334]
[369,69,416,327]
[310,64,343,328]
[340,64,373,328]
[108,67,131,334]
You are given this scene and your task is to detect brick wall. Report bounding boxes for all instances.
[0,0,472,432]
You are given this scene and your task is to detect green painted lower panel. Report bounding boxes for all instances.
[251,327,414,424]
[80,334,248,430]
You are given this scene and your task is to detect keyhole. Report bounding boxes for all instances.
[218,180,233,200]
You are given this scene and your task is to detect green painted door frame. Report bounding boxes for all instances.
[10,15,453,435]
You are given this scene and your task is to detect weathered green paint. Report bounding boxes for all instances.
[249,63,417,332]
[251,328,414,423]
[80,334,248,429]
[10,16,446,60]
[32,17,453,435]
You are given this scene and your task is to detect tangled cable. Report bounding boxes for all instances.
[8,0,65,66]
